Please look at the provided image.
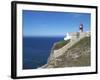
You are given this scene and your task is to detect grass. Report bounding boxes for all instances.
[69,37,90,49]
[56,37,91,67]
[53,39,70,50]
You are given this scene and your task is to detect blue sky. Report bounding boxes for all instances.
[23,10,91,37]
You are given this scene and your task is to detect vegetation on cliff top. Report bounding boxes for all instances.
[69,37,90,50]
[53,39,70,50]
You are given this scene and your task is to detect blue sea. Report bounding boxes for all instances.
[23,37,63,69]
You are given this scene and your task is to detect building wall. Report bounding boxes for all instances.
[66,32,90,42]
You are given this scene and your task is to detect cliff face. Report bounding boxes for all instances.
[42,37,91,68]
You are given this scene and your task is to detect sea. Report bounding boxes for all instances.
[23,36,63,69]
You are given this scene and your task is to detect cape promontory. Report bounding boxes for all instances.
[41,31,91,68]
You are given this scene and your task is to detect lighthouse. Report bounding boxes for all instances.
[79,23,83,32]
[64,23,87,41]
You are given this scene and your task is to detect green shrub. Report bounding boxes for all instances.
[53,39,70,50]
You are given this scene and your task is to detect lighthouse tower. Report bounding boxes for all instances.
[79,23,83,32]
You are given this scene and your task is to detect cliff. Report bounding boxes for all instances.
[41,36,91,68]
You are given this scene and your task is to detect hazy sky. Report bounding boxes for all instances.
[23,10,91,37]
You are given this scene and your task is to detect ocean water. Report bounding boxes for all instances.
[23,37,63,69]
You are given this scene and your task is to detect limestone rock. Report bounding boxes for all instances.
[41,36,91,68]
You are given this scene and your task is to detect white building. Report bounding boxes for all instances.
[64,32,71,40]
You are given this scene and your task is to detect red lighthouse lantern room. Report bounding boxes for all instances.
[79,23,83,32]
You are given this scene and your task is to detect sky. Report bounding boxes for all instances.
[23,10,91,37]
